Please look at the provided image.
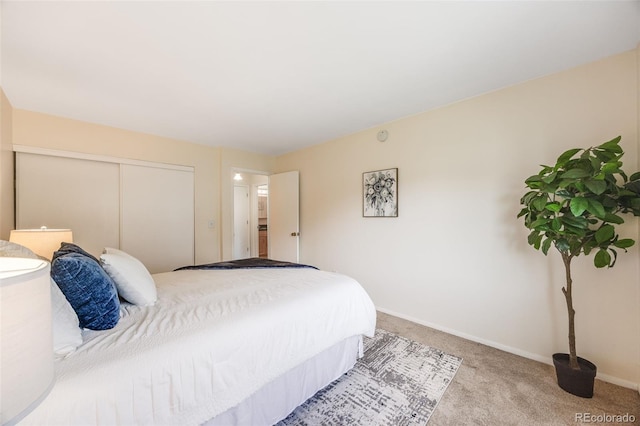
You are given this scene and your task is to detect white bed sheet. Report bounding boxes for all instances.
[22,267,376,425]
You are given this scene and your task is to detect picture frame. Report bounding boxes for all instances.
[363,168,398,217]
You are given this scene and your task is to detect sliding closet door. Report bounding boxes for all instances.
[120,164,194,273]
[16,153,120,257]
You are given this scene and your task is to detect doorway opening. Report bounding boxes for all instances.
[257,184,268,258]
[232,171,269,260]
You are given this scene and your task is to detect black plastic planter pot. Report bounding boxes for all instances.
[552,353,597,398]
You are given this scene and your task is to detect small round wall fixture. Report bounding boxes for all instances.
[377,130,389,142]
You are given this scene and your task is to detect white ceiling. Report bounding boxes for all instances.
[2,1,639,155]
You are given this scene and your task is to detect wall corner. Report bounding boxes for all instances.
[0,88,15,240]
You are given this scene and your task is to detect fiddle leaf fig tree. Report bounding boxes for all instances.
[518,136,640,370]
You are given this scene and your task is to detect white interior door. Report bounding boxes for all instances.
[268,171,299,262]
[120,165,194,273]
[233,185,250,259]
[16,153,120,258]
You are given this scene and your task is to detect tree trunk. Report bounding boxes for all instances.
[560,252,580,370]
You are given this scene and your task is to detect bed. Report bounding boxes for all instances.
[12,245,376,426]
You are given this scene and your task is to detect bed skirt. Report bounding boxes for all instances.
[204,335,362,426]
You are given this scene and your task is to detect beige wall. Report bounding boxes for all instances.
[10,110,222,263]
[0,89,14,240]
[276,49,640,388]
[7,110,276,264]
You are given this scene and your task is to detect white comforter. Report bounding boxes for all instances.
[22,268,376,425]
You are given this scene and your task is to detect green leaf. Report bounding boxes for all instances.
[595,224,615,244]
[521,191,538,205]
[541,172,558,184]
[561,215,588,228]
[545,203,561,212]
[541,238,552,255]
[532,197,547,211]
[624,180,640,194]
[584,179,607,195]
[598,136,622,153]
[530,233,543,249]
[594,150,616,163]
[603,213,624,224]
[589,156,602,172]
[569,240,583,255]
[551,217,562,231]
[529,218,549,229]
[583,240,597,255]
[586,199,606,219]
[605,135,622,144]
[629,172,640,182]
[629,198,640,210]
[613,239,635,249]
[556,148,581,165]
[525,175,543,185]
[602,196,618,209]
[560,169,591,179]
[527,231,542,248]
[555,189,573,199]
[594,249,611,268]
[601,162,621,174]
[555,239,570,252]
[570,197,588,216]
[563,224,587,237]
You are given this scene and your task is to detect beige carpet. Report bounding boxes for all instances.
[377,312,640,426]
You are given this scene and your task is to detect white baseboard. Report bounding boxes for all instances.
[375,306,639,392]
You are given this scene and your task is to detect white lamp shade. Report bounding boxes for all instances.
[9,228,73,261]
[0,258,54,425]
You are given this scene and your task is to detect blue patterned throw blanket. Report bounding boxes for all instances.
[174,257,318,271]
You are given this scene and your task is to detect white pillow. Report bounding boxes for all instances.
[100,248,157,306]
[50,278,83,356]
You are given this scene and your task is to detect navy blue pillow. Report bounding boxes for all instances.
[53,242,100,264]
[51,252,120,330]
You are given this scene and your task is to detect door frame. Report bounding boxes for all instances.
[253,183,269,258]
[225,167,270,260]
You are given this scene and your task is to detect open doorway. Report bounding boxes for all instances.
[257,184,268,258]
[232,171,269,260]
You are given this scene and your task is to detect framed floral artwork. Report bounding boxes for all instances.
[363,168,398,217]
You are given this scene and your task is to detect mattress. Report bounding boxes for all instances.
[22,267,376,425]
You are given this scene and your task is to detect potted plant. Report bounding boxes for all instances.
[518,136,640,398]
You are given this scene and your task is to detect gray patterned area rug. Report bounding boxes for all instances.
[277,328,462,426]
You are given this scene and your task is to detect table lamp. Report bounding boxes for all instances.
[9,227,73,260]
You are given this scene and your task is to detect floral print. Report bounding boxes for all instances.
[363,168,398,217]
